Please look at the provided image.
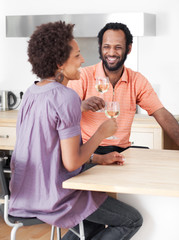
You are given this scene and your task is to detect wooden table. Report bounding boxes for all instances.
[63,148,179,197]
[63,148,179,239]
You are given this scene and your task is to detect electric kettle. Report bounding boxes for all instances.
[0,90,17,111]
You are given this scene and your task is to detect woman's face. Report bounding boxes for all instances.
[61,39,84,83]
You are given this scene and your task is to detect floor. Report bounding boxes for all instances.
[0,216,68,240]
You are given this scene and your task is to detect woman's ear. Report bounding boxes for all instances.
[55,65,64,83]
[57,64,63,71]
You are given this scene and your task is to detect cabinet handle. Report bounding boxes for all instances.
[0,135,9,138]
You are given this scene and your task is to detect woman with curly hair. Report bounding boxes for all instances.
[8,21,142,239]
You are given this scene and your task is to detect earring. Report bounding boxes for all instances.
[55,69,64,83]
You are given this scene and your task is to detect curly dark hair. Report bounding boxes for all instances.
[28,21,75,79]
[97,22,133,56]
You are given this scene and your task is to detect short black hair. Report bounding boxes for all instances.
[97,22,133,54]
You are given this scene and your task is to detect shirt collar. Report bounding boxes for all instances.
[120,67,128,83]
[95,61,128,83]
[94,61,106,79]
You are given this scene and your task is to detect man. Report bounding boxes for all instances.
[68,22,179,163]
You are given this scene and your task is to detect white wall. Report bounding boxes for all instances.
[0,0,179,114]
[118,193,179,240]
[0,1,179,239]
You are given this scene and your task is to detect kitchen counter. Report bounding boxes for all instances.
[0,110,18,127]
[0,110,179,150]
[0,110,178,127]
[63,148,179,240]
[63,148,179,197]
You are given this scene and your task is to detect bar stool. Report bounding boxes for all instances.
[0,158,85,240]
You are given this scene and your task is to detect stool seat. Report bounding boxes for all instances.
[0,158,85,240]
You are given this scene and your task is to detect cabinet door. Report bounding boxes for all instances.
[0,127,16,150]
[130,131,154,149]
[130,127,163,149]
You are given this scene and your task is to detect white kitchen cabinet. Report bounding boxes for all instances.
[130,129,163,149]
[130,114,179,150]
[0,126,16,150]
[0,110,17,150]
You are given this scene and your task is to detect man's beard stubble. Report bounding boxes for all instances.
[100,50,128,72]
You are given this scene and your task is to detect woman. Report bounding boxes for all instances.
[9,21,142,239]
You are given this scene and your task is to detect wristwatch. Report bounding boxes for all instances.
[89,153,94,163]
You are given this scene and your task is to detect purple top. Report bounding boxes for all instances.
[9,82,107,228]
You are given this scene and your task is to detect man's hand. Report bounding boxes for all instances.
[81,96,105,112]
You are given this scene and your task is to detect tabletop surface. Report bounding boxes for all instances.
[63,148,179,197]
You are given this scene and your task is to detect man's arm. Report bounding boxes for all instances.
[152,107,179,146]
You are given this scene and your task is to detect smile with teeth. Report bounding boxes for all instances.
[106,56,119,64]
[77,67,82,72]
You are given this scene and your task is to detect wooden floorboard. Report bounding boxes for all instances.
[0,216,68,240]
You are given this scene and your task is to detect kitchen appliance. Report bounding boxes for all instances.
[0,90,17,111]
[6,13,156,38]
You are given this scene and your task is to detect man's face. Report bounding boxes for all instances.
[100,29,128,71]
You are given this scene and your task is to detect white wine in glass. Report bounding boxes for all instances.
[95,77,109,93]
[105,101,120,139]
[95,77,109,112]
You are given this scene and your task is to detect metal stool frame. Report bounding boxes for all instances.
[0,158,85,240]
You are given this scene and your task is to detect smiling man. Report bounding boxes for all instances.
[68,22,179,162]
[101,29,130,72]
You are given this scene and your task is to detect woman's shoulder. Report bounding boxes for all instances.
[55,84,81,104]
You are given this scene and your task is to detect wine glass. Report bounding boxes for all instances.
[105,101,120,139]
[95,77,109,112]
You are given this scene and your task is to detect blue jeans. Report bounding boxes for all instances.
[62,196,143,240]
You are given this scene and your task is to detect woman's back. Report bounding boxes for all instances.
[9,82,107,228]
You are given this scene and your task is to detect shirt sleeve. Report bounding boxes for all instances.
[56,89,82,140]
[136,73,164,115]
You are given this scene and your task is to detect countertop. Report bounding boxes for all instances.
[1,110,178,127]
[0,110,18,127]
[63,148,179,197]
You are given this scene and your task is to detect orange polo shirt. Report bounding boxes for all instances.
[68,61,163,148]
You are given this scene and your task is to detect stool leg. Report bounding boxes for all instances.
[11,223,23,240]
[79,221,85,240]
[50,225,55,240]
[56,227,61,240]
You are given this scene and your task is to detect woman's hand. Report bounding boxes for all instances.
[93,152,125,166]
[97,118,118,139]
